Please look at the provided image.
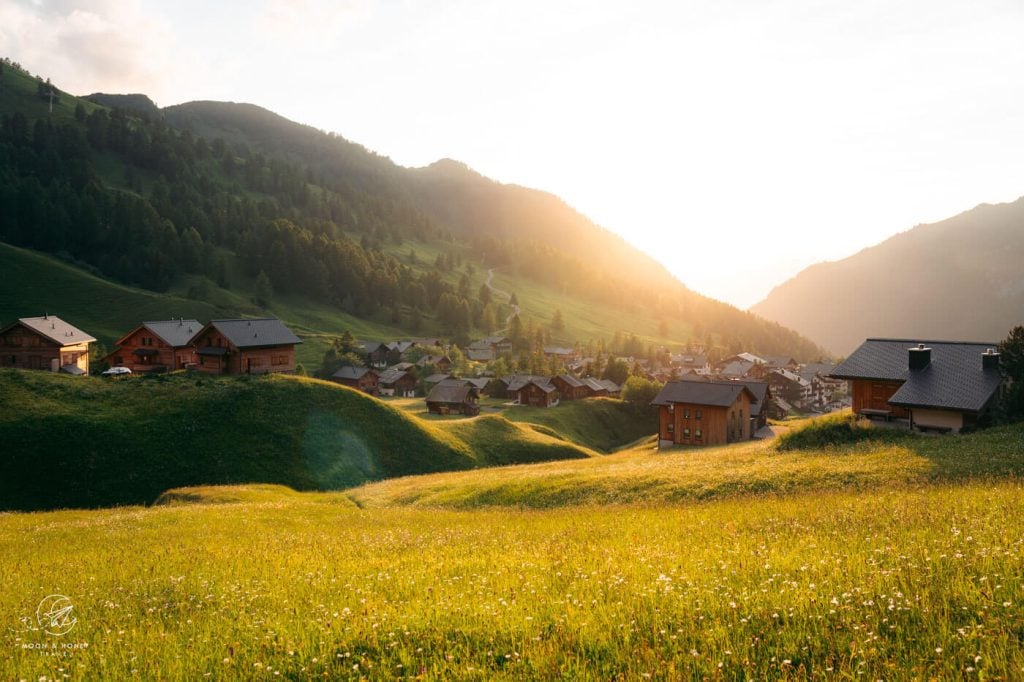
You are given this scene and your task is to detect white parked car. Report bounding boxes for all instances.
[101,366,133,376]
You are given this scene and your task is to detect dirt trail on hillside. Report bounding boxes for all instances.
[485,268,521,328]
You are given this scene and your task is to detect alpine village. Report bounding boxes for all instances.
[4,33,1024,682]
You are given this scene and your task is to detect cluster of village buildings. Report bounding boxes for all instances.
[0,315,1005,446]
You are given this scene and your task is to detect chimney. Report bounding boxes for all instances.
[908,343,931,370]
[982,348,1001,371]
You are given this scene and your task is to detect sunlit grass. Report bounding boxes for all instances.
[3,483,1023,679]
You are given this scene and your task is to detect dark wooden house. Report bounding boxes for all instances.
[378,367,417,397]
[426,382,480,416]
[107,319,200,373]
[830,339,1003,432]
[733,380,771,433]
[652,380,758,449]
[552,373,588,400]
[191,318,301,375]
[331,366,380,394]
[0,315,95,375]
[515,378,559,408]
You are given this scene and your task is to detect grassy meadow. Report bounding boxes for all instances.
[3,482,1023,679]
[0,370,593,511]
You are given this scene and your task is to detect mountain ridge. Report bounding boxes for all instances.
[751,196,1024,355]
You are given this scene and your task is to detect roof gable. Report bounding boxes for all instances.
[3,316,96,345]
[202,318,302,349]
[652,380,757,407]
[138,319,202,347]
[831,338,1002,412]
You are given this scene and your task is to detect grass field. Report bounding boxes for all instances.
[0,370,592,511]
[3,481,1023,679]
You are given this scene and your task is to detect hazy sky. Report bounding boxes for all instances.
[3,0,1024,308]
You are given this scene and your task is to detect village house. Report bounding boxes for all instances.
[425,381,480,416]
[106,318,200,373]
[0,314,95,375]
[332,366,380,394]
[543,346,578,362]
[829,339,1003,433]
[191,318,301,375]
[423,372,458,390]
[732,380,771,433]
[362,342,390,368]
[377,367,417,397]
[416,354,453,373]
[764,356,800,371]
[799,363,844,410]
[514,377,560,408]
[768,368,812,409]
[652,380,759,449]
[671,353,711,375]
[552,373,588,400]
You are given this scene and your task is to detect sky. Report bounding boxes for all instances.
[3,0,1024,308]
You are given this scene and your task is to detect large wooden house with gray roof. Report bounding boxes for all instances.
[191,318,302,375]
[652,380,759,449]
[0,314,95,375]
[107,319,201,373]
[830,338,1004,432]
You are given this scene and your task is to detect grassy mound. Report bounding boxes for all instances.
[504,397,658,452]
[350,421,1024,509]
[0,370,592,511]
[777,411,915,450]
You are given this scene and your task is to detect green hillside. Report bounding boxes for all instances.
[349,417,1024,508]
[0,370,592,511]
[504,397,657,453]
[0,58,827,361]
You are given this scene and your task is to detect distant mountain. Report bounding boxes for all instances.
[750,197,1024,355]
[0,58,826,361]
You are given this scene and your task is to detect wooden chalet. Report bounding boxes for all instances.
[768,368,812,410]
[378,367,416,397]
[0,315,95,375]
[107,318,200,373]
[582,377,609,397]
[515,378,560,408]
[426,381,480,416]
[362,342,390,368]
[830,339,1003,432]
[416,354,453,372]
[192,318,301,375]
[652,380,759,449]
[733,380,771,433]
[552,373,588,400]
[332,366,380,394]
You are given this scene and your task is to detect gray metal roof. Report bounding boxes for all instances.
[555,373,584,388]
[652,380,758,407]
[830,338,1002,412]
[426,383,478,404]
[378,368,412,385]
[332,366,376,381]
[204,318,302,348]
[5,315,96,345]
[142,319,201,347]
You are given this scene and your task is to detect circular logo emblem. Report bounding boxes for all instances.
[36,594,77,636]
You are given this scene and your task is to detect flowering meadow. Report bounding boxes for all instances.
[3,479,1023,680]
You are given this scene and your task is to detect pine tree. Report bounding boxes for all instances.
[254,270,273,307]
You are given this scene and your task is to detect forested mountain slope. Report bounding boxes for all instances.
[751,197,1024,355]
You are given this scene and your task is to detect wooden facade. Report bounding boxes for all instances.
[0,316,94,375]
[107,321,199,373]
[332,368,380,395]
[849,379,910,419]
[551,375,588,400]
[516,381,559,408]
[192,321,299,375]
[657,392,753,448]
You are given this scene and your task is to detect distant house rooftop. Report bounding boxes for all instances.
[202,318,302,349]
[652,380,758,407]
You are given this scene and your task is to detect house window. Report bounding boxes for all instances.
[695,428,702,440]
[667,423,674,433]
[683,427,691,439]
[695,409,702,419]
[683,408,690,418]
